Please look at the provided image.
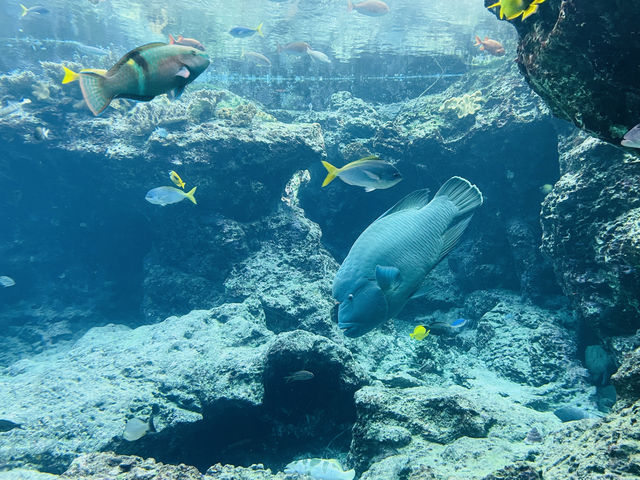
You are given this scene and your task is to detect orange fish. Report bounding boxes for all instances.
[169,34,205,51]
[474,36,505,56]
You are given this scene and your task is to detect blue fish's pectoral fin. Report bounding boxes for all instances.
[362,170,381,180]
[176,66,190,79]
[364,186,375,192]
[410,279,439,299]
[376,188,431,220]
[375,265,401,292]
[168,86,185,100]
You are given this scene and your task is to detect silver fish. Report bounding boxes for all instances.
[145,186,196,206]
[0,276,16,287]
[321,156,402,192]
[307,48,331,64]
[241,50,272,67]
[123,415,155,441]
[621,123,640,148]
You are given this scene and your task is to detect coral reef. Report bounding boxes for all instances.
[438,90,483,118]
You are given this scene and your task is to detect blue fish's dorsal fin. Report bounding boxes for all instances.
[375,188,431,220]
[375,265,401,292]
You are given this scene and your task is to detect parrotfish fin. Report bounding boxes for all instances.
[108,42,166,75]
[168,86,185,100]
[176,66,190,79]
[376,188,431,219]
[321,160,340,187]
[375,265,401,292]
[364,187,375,192]
[435,176,483,216]
[78,71,112,116]
[256,22,264,37]
[20,4,28,16]
[169,34,176,44]
[184,186,197,205]
[61,66,79,84]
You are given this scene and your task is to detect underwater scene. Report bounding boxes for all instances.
[1,0,640,478]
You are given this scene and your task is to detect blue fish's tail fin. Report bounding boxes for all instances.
[321,160,339,187]
[78,71,112,116]
[435,176,483,217]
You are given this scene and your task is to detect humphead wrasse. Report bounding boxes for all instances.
[71,43,209,115]
[487,0,546,21]
[333,177,483,337]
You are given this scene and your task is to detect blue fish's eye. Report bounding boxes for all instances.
[348,294,354,300]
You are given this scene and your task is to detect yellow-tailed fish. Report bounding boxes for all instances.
[409,325,429,341]
[20,4,49,17]
[61,66,108,85]
[321,156,402,192]
[169,171,185,189]
[145,186,197,206]
[487,0,546,21]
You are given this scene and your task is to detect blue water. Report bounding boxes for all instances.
[0,0,622,478]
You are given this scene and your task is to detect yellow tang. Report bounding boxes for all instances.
[409,325,430,341]
[487,0,546,21]
[169,170,185,189]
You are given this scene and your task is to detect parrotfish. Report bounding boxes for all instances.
[284,458,355,480]
[307,48,331,64]
[145,186,197,206]
[621,123,640,148]
[71,43,210,115]
[347,0,389,16]
[20,4,49,17]
[321,156,402,192]
[474,36,505,56]
[487,0,546,21]
[334,177,483,337]
[169,34,205,51]
[241,50,272,67]
[229,23,264,38]
[410,325,429,340]
[169,171,185,189]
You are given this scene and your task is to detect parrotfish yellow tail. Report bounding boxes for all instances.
[256,23,264,37]
[62,66,79,84]
[184,186,197,205]
[321,160,340,187]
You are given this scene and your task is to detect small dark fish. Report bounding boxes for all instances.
[621,123,640,148]
[229,23,264,38]
[553,406,598,422]
[284,370,314,382]
[0,419,22,432]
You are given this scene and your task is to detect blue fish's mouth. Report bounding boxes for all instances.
[338,322,360,337]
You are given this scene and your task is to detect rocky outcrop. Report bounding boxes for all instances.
[484,0,640,144]
[540,134,640,336]
[0,300,365,474]
[611,346,640,406]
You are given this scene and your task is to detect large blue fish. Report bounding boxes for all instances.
[333,177,483,337]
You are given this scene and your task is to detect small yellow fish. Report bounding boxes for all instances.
[61,66,107,85]
[169,171,185,189]
[409,325,430,341]
[487,0,546,21]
